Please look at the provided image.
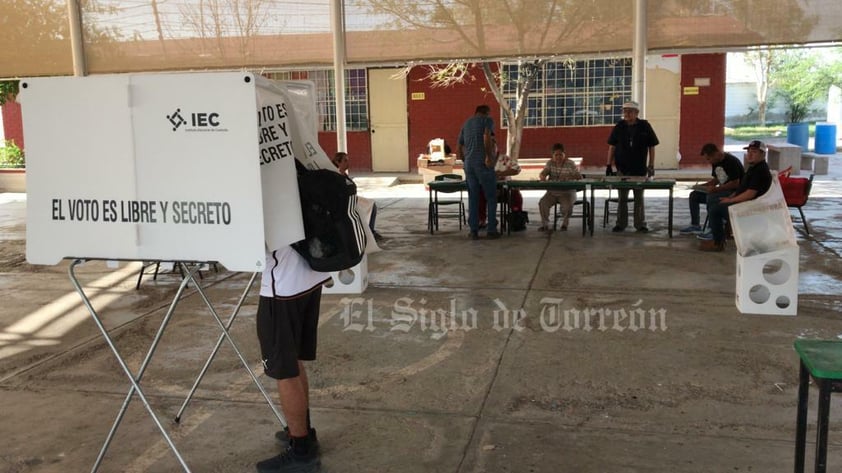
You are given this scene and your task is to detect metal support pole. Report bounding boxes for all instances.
[331,0,348,152]
[815,379,831,473]
[632,0,647,115]
[174,271,285,427]
[70,260,195,472]
[67,0,87,76]
[794,361,809,473]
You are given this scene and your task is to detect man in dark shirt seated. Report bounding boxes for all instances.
[699,140,772,252]
[680,143,745,236]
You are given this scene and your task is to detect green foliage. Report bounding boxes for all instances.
[774,48,838,123]
[786,101,809,124]
[745,47,842,125]
[725,124,815,141]
[0,80,19,107]
[0,140,25,168]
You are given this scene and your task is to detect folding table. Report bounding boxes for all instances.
[504,180,590,236]
[588,178,676,237]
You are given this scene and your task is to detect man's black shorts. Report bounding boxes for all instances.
[256,287,321,380]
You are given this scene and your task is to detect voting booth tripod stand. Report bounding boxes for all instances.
[69,260,286,473]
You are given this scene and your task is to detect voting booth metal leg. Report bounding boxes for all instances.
[174,269,286,427]
[69,259,195,473]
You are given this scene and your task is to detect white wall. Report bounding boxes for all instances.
[726,52,828,126]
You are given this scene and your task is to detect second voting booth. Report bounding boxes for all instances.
[728,175,800,316]
[21,72,369,472]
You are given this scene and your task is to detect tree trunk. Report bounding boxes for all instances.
[758,101,767,126]
[480,63,520,161]
[479,61,541,162]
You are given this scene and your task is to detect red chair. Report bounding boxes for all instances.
[779,172,814,235]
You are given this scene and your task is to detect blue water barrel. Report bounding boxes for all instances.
[787,123,810,151]
[815,122,837,154]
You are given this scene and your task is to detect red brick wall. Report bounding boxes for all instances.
[679,53,726,167]
[402,56,728,170]
[406,64,500,168]
[403,55,726,170]
[318,131,371,172]
[515,126,613,165]
[2,100,24,150]
[402,64,618,168]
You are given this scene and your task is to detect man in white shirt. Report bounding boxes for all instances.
[255,246,329,473]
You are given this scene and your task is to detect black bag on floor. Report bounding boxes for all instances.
[292,165,366,272]
[508,210,529,232]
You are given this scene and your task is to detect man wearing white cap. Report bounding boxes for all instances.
[606,100,659,233]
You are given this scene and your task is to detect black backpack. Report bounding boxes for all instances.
[507,210,529,232]
[292,165,367,272]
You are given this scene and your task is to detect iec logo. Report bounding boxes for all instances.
[167,108,187,131]
[167,108,224,132]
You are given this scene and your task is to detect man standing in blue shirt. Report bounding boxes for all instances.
[457,104,500,240]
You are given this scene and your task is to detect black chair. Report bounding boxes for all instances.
[428,174,466,233]
[602,187,633,228]
[553,189,590,236]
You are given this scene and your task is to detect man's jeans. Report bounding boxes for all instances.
[465,159,497,233]
[708,200,733,243]
[689,190,730,226]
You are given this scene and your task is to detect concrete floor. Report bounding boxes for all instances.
[2,154,842,473]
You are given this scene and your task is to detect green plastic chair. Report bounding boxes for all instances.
[794,339,842,473]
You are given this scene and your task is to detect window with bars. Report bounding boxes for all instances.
[267,69,369,131]
[502,58,632,128]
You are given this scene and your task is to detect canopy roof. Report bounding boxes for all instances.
[2,0,841,77]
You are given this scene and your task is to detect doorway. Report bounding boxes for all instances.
[368,68,409,172]
[645,55,681,170]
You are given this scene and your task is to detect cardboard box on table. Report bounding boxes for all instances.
[417,156,456,168]
[728,175,799,315]
[417,156,459,183]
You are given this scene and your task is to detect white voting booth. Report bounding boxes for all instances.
[20,72,367,472]
[728,175,800,316]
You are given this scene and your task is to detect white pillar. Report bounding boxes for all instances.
[67,0,87,76]
[633,0,647,115]
[827,85,841,124]
[330,0,347,152]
